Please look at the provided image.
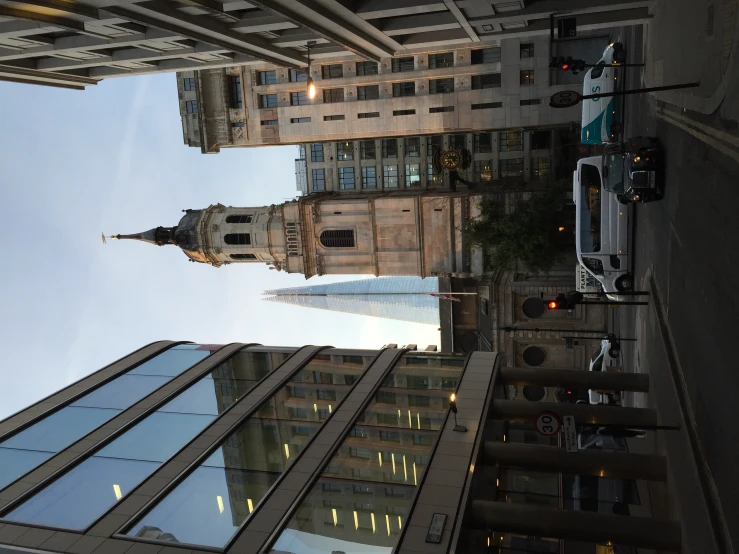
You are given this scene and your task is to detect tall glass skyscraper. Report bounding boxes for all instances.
[262,276,440,325]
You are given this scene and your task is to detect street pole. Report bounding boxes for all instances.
[580,300,649,306]
[582,82,700,101]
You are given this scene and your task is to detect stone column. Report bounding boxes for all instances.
[491,400,658,428]
[499,366,650,392]
[483,441,667,481]
[471,500,681,552]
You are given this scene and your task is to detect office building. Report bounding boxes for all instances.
[263,276,440,325]
[0,1,650,91]
[0,340,692,553]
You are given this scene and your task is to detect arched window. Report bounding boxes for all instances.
[226,215,252,224]
[320,229,355,248]
[230,253,256,260]
[224,233,251,245]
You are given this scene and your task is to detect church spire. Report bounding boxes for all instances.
[102,227,176,246]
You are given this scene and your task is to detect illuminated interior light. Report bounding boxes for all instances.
[217,495,224,514]
[386,514,391,536]
[113,484,122,501]
[408,410,412,428]
[488,536,491,547]
[284,443,290,459]
[413,462,418,485]
[392,453,396,474]
[378,452,383,467]
[328,404,332,413]
[398,409,401,419]
[496,478,500,486]
[247,498,254,513]
[371,513,376,533]
[403,455,408,482]
[417,413,421,429]
[332,508,338,526]
[398,515,402,529]
[354,511,359,530]
[314,403,318,413]
[503,434,506,442]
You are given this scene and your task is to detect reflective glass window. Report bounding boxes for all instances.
[0,449,53,490]
[124,354,372,548]
[3,348,289,528]
[268,353,465,553]
[72,375,172,410]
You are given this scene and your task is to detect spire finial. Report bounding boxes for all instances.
[101,233,119,244]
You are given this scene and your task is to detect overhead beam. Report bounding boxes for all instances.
[230,13,299,33]
[356,0,447,20]
[0,61,98,87]
[469,0,652,26]
[443,0,479,42]
[373,12,459,36]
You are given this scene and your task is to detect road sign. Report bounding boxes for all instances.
[535,411,561,436]
[558,17,577,38]
[563,415,578,452]
[549,90,582,108]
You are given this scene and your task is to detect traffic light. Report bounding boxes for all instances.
[546,291,585,311]
[547,293,568,310]
[561,56,573,70]
[570,59,587,75]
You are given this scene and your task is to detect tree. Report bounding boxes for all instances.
[463,180,572,274]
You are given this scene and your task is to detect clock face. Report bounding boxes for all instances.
[440,149,461,169]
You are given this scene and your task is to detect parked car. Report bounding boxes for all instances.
[588,336,622,405]
[581,42,626,145]
[603,136,664,203]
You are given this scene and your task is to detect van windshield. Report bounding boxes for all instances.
[578,165,601,253]
[603,146,626,193]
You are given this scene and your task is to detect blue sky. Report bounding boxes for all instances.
[0,74,439,420]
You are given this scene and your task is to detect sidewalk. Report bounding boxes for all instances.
[644,0,739,114]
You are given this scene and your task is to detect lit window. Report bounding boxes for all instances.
[520,70,535,85]
[383,165,398,188]
[337,141,354,161]
[405,163,420,187]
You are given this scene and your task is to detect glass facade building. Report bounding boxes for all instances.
[263,277,440,326]
[0,342,685,554]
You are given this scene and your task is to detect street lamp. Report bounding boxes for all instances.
[305,40,316,99]
[449,393,467,432]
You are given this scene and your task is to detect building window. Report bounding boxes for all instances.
[412,433,433,446]
[310,144,324,162]
[520,43,535,59]
[405,163,420,186]
[360,140,376,160]
[358,85,380,100]
[322,64,343,79]
[338,167,355,189]
[450,134,466,150]
[337,141,354,160]
[471,47,501,64]
[383,165,398,188]
[426,135,442,154]
[472,73,501,89]
[226,215,252,223]
[291,117,311,123]
[393,109,415,116]
[520,99,541,106]
[356,61,379,75]
[320,229,355,247]
[324,115,345,121]
[185,100,198,113]
[499,130,523,151]
[376,390,397,404]
[474,133,493,153]
[261,119,278,125]
[323,88,344,103]
[408,394,430,407]
[361,166,377,189]
[520,70,535,85]
[290,91,309,106]
[382,139,398,158]
[429,78,454,94]
[230,253,256,260]
[231,122,245,128]
[473,160,492,182]
[428,52,454,69]
[224,233,251,245]
[312,168,326,191]
[531,131,551,150]
[427,163,443,186]
[358,112,380,119]
[289,69,307,82]
[378,430,401,442]
[257,70,277,85]
[472,102,502,109]
[183,77,195,91]
[429,106,454,113]
[405,137,420,157]
[392,56,414,72]
[532,157,551,181]
[259,94,278,108]
[392,82,415,97]
[229,76,243,108]
[500,158,524,178]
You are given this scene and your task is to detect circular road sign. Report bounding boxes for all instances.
[535,411,562,436]
[549,90,582,108]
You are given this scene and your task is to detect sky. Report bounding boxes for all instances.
[0,73,440,420]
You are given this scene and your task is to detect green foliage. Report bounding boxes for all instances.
[464,180,572,274]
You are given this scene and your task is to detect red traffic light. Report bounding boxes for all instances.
[561,63,569,70]
[548,301,558,309]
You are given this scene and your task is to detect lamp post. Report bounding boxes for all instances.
[305,40,316,99]
[449,394,467,432]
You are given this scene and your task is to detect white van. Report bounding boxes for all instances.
[581,43,625,145]
[574,157,633,300]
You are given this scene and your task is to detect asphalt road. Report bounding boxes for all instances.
[619,24,739,552]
